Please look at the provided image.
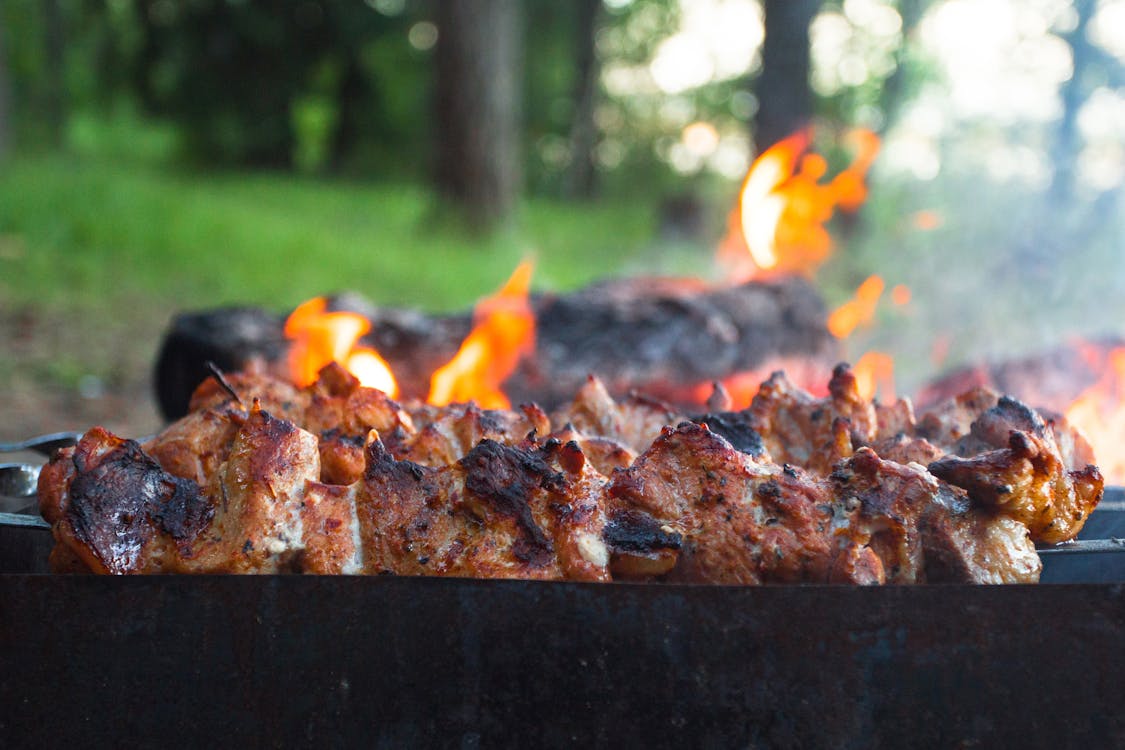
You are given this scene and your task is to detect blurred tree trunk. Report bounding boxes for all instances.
[1049,0,1097,206]
[43,0,66,146]
[330,58,365,171]
[434,0,522,230]
[564,0,602,200]
[754,0,821,150]
[0,20,11,158]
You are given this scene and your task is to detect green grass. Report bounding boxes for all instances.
[0,154,685,392]
[0,154,665,313]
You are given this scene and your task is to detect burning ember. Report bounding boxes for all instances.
[284,297,398,397]
[718,128,880,282]
[1066,346,1125,484]
[428,260,536,409]
[284,262,536,410]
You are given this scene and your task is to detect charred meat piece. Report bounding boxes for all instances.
[926,394,1103,544]
[547,423,637,478]
[182,406,321,573]
[393,401,551,467]
[1039,409,1098,473]
[41,407,322,574]
[553,375,680,455]
[187,363,415,485]
[929,431,1103,545]
[188,369,309,423]
[915,386,999,451]
[833,448,1041,584]
[355,436,610,581]
[39,428,213,574]
[687,410,768,459]
[748,364,876,474]
[142,402,247,487]
[301,363,415,484]
[607,422,873,585]
[602,509,683,579]
[916,388,1095,473]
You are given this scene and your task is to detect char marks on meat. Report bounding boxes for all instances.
[38,361,1105,581]
[40,428,211,574]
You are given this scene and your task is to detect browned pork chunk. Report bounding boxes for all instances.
[39,427,213,574]
[749,364,879,474]
[37,362,1102,580]
[40,406,321,574]
[833,448,1041,584]
[926,395,1103,544]
[355,436,611,581]
[606,422,880,585]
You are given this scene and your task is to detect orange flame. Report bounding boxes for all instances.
[427,261,536,410]
[719,128,880,281]
[691,371,764,412]
[1065,347,1125,483]
[827,275,885,339]
[284,297,398,396]
[853,351,896,403]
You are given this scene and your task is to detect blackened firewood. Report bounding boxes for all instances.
[154,277,837,420]
[508,276,836,408]
[154,308,289,421]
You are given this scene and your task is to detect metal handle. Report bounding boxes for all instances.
[0,432,82,458]
[0,463,41,499]
[0,511,49,530]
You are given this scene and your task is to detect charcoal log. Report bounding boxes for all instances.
[155,307,290,421]
[154,277,837,420]
[508,276,836,407]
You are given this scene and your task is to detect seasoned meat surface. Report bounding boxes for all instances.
[607,422,875,584]
[748,364,874,474]
[41,408,321,574]
[356,436,610,580]
[834,448,1040,583]
[39,428,212,574]
[38,362,1103,581]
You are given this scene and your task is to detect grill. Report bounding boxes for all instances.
[1,495,1123,747]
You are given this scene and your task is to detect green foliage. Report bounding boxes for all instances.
[0,153,661,316]
[126,0,420,168]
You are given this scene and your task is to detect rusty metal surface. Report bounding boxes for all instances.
[0,576,1122,748]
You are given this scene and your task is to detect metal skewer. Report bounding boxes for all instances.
[0,463,41,499]
[1035,538,1125,555]
[0,431,82,458]
[0,511,49,530]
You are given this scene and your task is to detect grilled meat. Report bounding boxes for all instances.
[925,394,1103,544]
[606,422,873,584]
[43,407,322,574]
[747,364,879,474]
[38,362,1103,581]
[355,436,611,580]
[833,448,1041,583]
[39,427,213,574]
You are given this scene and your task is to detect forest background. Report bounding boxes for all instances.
[0,0,1122,437]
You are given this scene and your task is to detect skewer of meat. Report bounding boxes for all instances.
[37,362,1103,582]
